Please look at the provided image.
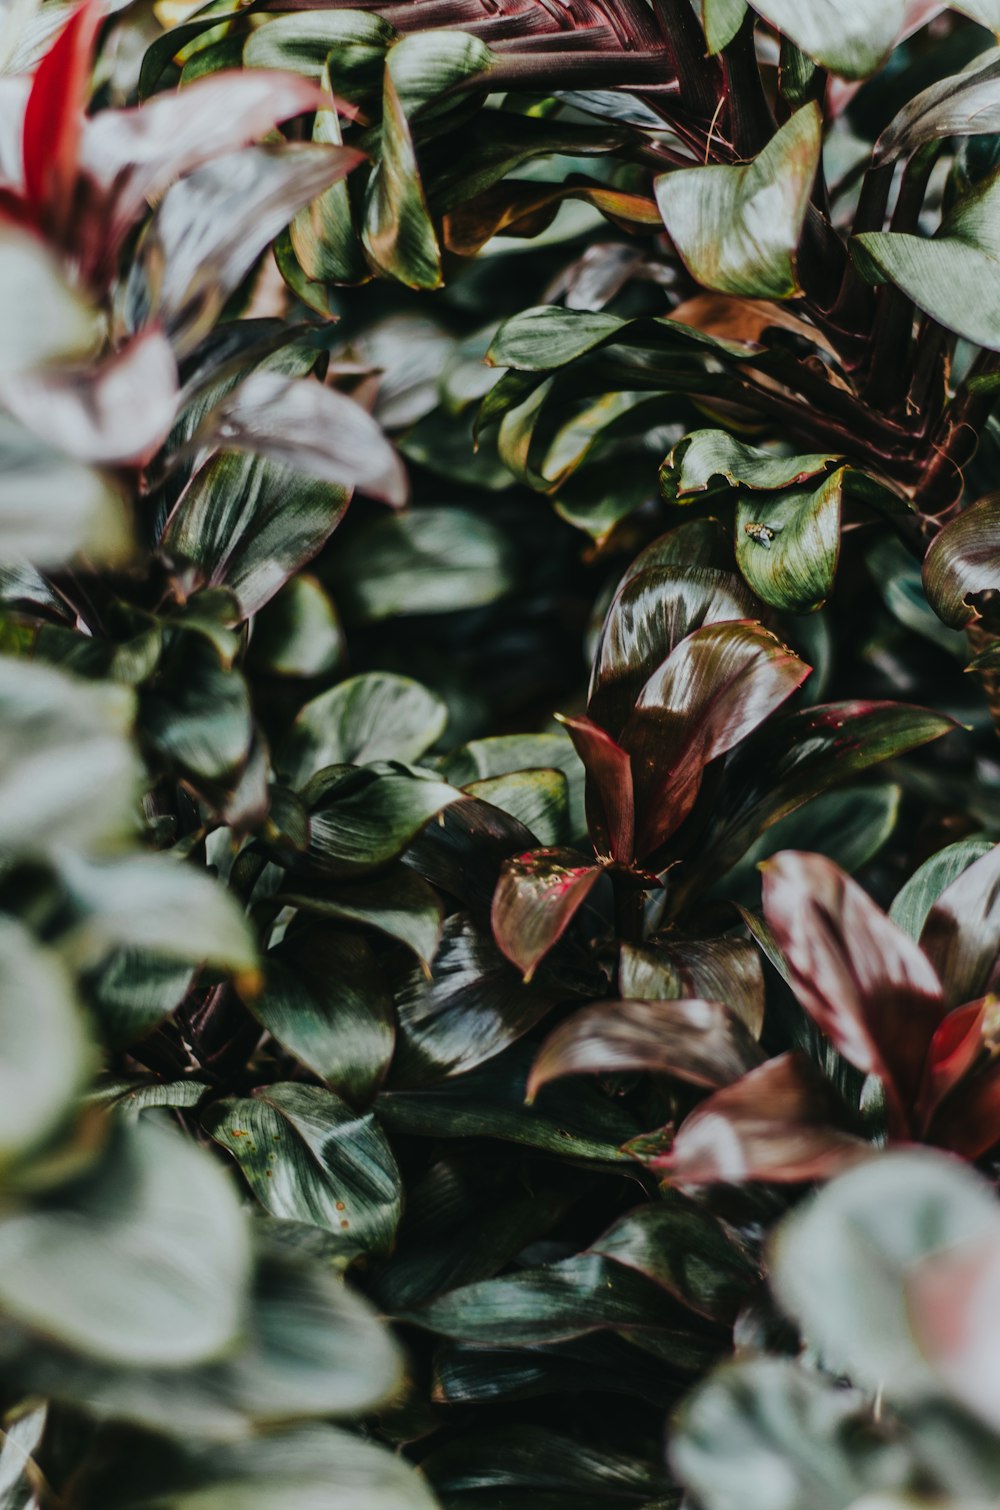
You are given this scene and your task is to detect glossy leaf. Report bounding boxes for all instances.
[243,11,395,86]
[922,493,1000,628]
[619,935,765,1036]
[648,1052,871,1185]
[491,847,603,980]
[255,926,395,1102]
[890,836,996,940]
[557,714,635,864]
[735,469,844,613]
[363,68,441,289]
[161,451,349,621]
[761,851,945,1131]
[622,620,809,859]
[464,769,570,848]
[0,414,129,567]
[392,913,561,1084]
[655,106,822,299]
[304,764,462,878]
[876,47,1000,165]
[276,868,445,971]
[919,842,1000,1009]
[282,673,448,788]
[528,996,765,1101]
[204,1082,402,1255]
[854,174,1000,351]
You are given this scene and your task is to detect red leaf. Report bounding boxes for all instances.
[648,1052,872,1185]
[527,996,765,1102]
[491,846,603,981]
[917,997,989,1130]
[761,851,945,1136]
[927,1039,1000,1160]
[22,0,103,233]
[622,621,809,860]
[556,713,634,864]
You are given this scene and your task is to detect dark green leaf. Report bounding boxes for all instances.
[204,1082,402,1255]
[735,469,843,613]
[330,507,514,621]
[303,764,462,878]
[276,867,445,970]
[922,493,1000,628]
[256,926,395,1102]
[282,672,448,788]
[661,430,838,504]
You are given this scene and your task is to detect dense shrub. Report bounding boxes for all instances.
[4,0,1000,1505]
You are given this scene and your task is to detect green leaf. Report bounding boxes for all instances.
[74,1424,439,1510]
[377,1042,637,1161]
[391,913,562,1084]
[890,836,996,940]
[528,997,765,1101]
[87,953,195,1049]
[464,770,570,849]
[142,639,253,784]
[619,935,765,1036]
[276,868,445,970]
[243,10,395,89]
[854,173,1000,350]
[443,732,586,837]
[282,672,448,788]
[747,0,905,80]
[591,1195,758,1322]
[655,106,822,299]
[398,1251,722,1357]
[0,223,99,380]
[331,507,514,621]
[248,573,345,679]
[0,916,91,1168]
[162,451,349,621]
[290,62,368,285]
[204,1082,402,1254]
[255,926,395,1102]
[54,851,256,978]
[0,1120,251,1366]
[701,0,749,53]
[735,469,843,612]
[876,48,1000,166]
[491,847,603,980]
[922,493,1000,627]
[304,764,463,878]
[917,841,1000,1009]
[363,68,441,288]
[772,1148,1000,1407]
[661,429,839,503]
[423,1425,674,1505]
[0,656,139,855]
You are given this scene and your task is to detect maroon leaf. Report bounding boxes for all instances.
[491,847,603,981]
[619,935,766,1039]
[919,842,1000,1010]
[588,564,754,740]
[527,996,765,1103]
[923,493,1000,628]
[917,997,990,1130]
[622,621,809,861]
[78,70,327,269]
[761,851,945,1135]
[648,1052,872,1185]
[195,371,408,507]
[556,713,634,864]
[21,0,101,237]
[0,328,177,465]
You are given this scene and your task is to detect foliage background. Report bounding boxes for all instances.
[5,0,1000,1506]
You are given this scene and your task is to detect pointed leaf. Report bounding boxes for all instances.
[556,714,634,864]
[204,1082,401,1255]
[392,913,562,1083]
[363,67,441,289]
[875,46,1000,166]
[919,842,1000,1009]
[649,1052,871,1184]
[655,106,821,299]
[491,847,603,980]
[303,765,462,878]
[255,926,395,1102]
[761,851,945,1131]
[735,469,844,613]
[161,451,349,620]
[854,174,1000,350]
[22,0,101,224]
[923,493,1000,627]
[623,621,809,859]
[275,868,445,970]
[528,996,765,1101]
[747,0,905,80]
[282,672,448,788]
[890,836,995,940]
